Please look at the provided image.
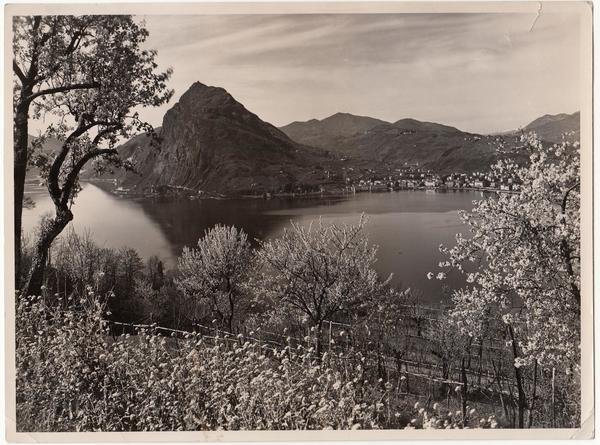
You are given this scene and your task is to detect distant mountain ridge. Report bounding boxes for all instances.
[281,113,510,174]
[392,118,462,134]
[279,111,580,174]
[281,113,389,149]
[523,111,580,143]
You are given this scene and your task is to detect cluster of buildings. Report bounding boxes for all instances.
[349,166,520,193]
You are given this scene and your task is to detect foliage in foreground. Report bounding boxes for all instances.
[16,291,381,431]
[16,292,497,432]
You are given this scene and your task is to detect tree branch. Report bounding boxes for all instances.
[37,25,91,84]
[13,60,26,83]
[561,182,579,214]
[26,81,100,104]
[560,181,580,303]
[60,148,118,207]
[93,123,122,145]
[47,118,99,206]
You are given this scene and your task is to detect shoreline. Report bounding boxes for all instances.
[86,178,518,201]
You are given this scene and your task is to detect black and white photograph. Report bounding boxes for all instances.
[3,2,594,440]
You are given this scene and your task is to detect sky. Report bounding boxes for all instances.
[37,12,585,135]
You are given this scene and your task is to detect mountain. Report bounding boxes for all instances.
[281,114,516,174]
[114,82,337,195]
[523,111,580,143]
[338,119,519,174]
[280,110,581,174]
[280,113,389,150]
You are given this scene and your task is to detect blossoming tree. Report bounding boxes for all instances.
[176,225,253,334]
[258,216,389,355]
[435,133,580,427]
[16,15,173,297]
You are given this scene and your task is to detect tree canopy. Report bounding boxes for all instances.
[258,217,389,353]
[176,225,254,334]
[436,133,580,370]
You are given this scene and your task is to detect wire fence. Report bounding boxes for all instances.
[105,309,526,409]
[106,303,572,428]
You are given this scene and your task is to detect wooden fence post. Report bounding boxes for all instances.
[461,356,468,427]
[551,367,556,428]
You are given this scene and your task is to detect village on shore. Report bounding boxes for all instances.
[95,162,520,200]
[341,164,520,193]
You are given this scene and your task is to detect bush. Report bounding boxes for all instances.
[16,290,411,431]
[406,401,498,429]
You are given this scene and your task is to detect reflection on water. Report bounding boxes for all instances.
[23,183,477,305]
[23,183,174,263]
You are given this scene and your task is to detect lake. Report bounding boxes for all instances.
[23,183,482,305]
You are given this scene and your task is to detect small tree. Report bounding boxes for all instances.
[117,248,144,298]
[16,15,173,297]
[52,228,103,295]
[146,256,164,291]
[259,216,388,354]
[435,133,580,427]
[176,225,253,334]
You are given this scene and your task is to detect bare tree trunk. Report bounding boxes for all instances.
[460,356,468,426]
[527,361,538,428]
[23,207,73,297]
[551,367,556,428]
[315,320,324,356]
[13,103,30,288]
[441,358,450,397]
[377,343,387,387]
[508,325,527,428]
[477,338,484,386]
[560,183,581,304]
[223,275,236,334]
[491,357,510,421]
[228,295,235,334]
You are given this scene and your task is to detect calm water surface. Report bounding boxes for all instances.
[24,183,482,305]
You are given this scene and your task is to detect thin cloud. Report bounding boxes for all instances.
[131,12,581,134]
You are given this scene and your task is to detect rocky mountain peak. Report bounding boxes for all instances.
[165,82,249,121]
[113,81,334,195]
[180,81,233,104]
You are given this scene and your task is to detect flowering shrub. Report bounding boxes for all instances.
[16,290,413,431]
[257,216,389,355]
[406,402,498,429]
